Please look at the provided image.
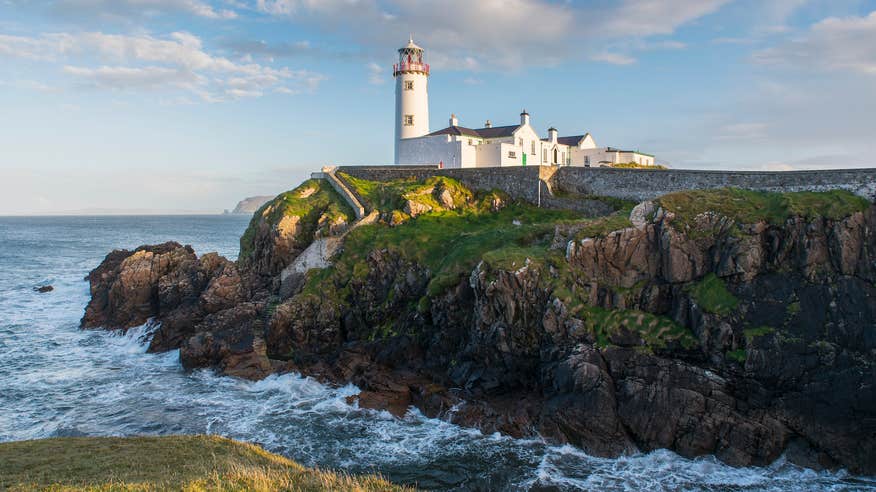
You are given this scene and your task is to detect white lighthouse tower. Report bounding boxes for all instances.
[394,36,430,164]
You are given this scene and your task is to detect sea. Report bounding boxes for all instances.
[0,215,873,491]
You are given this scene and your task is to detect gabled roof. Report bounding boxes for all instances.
[556,133,591,146]
[427,124,519,139]
[473,125,519,139]
[427,126,482,138]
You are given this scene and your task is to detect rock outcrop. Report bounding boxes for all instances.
[81,242,270,379]
[81,179,876,476]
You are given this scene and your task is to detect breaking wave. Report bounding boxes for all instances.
[0,215,872,490]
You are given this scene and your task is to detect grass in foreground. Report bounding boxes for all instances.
[0,435,408,491]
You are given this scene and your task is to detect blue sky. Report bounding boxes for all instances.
[1,0,875,214]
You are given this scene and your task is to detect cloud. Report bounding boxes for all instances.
[63,65,195,90]
[220,38,363,62]
[250,0,716,71]
[598,0,732,37]
[716,122,768,141]
[366,62,384,85]
[0,31,324,101]
[753,10,876,75]
[0,79,60,92]
[590,52,637,66]
[50,0,238,20]
[0,33,64,61]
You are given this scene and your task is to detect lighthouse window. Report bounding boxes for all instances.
[404,80,414,91]
[404,115,414,126]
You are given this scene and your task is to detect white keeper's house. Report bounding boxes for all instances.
[393,37,656,169]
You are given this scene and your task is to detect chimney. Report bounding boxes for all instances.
[449,113,459,127]
[548,127,558,143]
[520,110,530,126]
[484,120,492,128]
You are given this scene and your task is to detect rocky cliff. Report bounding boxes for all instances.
[81,176,876,475]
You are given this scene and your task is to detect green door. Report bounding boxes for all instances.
[522,153,527,166]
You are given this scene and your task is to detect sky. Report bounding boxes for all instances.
[1,0,875,214]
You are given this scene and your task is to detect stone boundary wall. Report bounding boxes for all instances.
[312,169,366,219]
[335,165,876,205]
[553,167,876,202]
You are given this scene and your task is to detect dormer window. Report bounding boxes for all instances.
[404,115,414,126]
[404,80,414,91]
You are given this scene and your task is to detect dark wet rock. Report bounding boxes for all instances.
[35,285,53,293]
[81,200,876,475]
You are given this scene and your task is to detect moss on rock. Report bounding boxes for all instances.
[657,188,869,234]
[686,273,739,316]
[238,179,355,274]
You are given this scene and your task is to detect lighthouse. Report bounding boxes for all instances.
[394,36,430,164]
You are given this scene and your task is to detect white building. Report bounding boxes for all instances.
[393,38,656,169]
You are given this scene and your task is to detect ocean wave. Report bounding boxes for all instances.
[1,216,873,491]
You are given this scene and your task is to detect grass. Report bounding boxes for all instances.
[656,188,870,233]
[239,179,355,263]
[339,173,473,215]
[744,325,776,342]
[573,207,635,240]
[337,203,582,297]
[610,162,668,170]
[0,435,408,491]
[305,174,584,300]
[686,273,739,316]
[727,349,747,363]
[576,306,698,350]
[292,174,701,350]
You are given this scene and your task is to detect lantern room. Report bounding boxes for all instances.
[394,36,429,76]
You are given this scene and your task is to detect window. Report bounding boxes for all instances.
[562,152,566,165]
[518,138,523,146]
[508,151,517,159]
[468,139,473,145]
[542,148,547,163]
[404,114,414,126]
[404,80,414,91]
[531,141,536,154]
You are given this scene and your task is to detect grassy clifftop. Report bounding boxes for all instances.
[0,435,407,491]
[656,188,869,232]
[323,174,589,297]
[239,179,355,264]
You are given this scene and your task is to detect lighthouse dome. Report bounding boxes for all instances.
[401,35,423,52]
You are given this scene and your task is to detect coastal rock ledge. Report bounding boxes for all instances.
[81,178,876,475]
